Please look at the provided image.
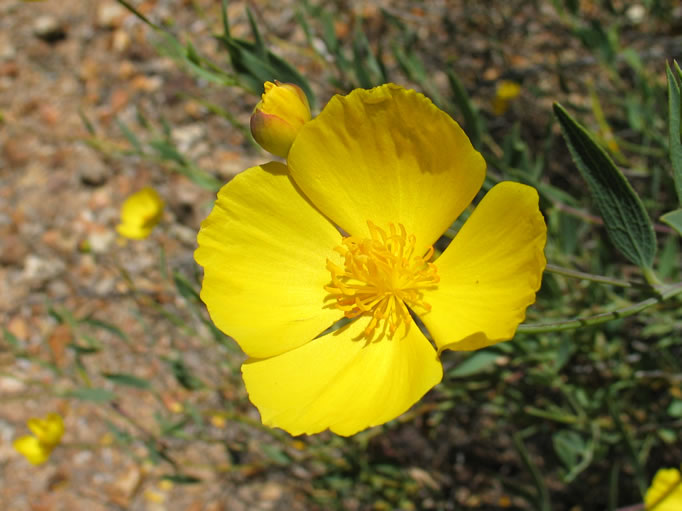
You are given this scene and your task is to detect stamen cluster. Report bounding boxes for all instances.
[326,221,439,338]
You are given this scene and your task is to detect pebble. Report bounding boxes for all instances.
[112,29,131,53]
[96,2,128,29]
[3,136,32,166]
[74,144,109,186]
[172,124,205,155]
[0,33,16,60]
[88,230,116,254]
[0,376,26,393]
[21,255,66,288]
[626,4,646,23]
[0,233,29,266]
[33,15,67,43]
[108,464,142,507]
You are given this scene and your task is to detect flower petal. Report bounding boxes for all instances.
[13,435,52,465]
[422,181,546,351]
[645,468,682,511]
[242,316,443,436]
[288,84,485,253]
[195,162,343,359]
[27,413,64,447]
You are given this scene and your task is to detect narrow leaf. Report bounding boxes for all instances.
[666,61,682,204]
[3,328,21,348]
[103,372,152,389]
[553,102,656,268]
[116,0,160,29]
[448,350,500,378]
[173,272,201,302]
[65,387,115,402]
[447,70,482,150]
[660,208,682,237]
[245,7,266,56]
[220,0,230,38]
[161,474,202,484]
[79,316,129,341]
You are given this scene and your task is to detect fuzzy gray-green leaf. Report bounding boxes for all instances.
[667,61,682,204]
[553,102,656,268]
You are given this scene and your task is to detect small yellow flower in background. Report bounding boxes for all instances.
[250,81,311,158]
[645,468,682,511]
[13,413,64,465]
[196,83,546,436]
[492,80,522,115]
[116,187,164,240]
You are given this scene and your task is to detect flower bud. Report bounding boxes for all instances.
[250,81,311,158]
[116,187,164,240]
[492,80,521,115]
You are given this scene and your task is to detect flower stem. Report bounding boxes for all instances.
[641,265,663,287]
[518,282,682,334]
[545,263,631,288]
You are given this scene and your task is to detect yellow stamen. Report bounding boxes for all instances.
[325,221,439,338]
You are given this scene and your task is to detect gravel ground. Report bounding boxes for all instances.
[0,1,300,509]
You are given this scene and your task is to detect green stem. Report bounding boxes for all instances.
[608,397,648,499]
[518,282,682,334]
[513,431,552,511]
[642,266,663,287]
[545,263,631,288]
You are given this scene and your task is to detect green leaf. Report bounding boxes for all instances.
[667,399,682,418]
[447,70,482,150]
[104,419,134,444]
[116,0,160,29]
[553,102,656,268]
[68,343,100,355]
[117,119,144,154]
[245,7,266,56]
[447,350,500,378]
[79,316,129,341]
[261,444,291,465]
[103,372,152,389]
[173,272,201,302]
[65,387,115,402]
[2,328,21,348]
[166,358,203,390]
[553,430,585,469]
[660,208,682,236]
[215,11,316,109]
[161,474,202,484]
[667,61,682,204]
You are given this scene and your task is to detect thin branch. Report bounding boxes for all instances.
[518,282,682,334]
[545,263,632,288]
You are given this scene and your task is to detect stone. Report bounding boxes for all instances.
[33,16,67,43]
[21,255,65,288]
[171,124,205,155]
[88,230,116,254]
[0,233,29,266]
[74,145,109,186]
[108,464,142,507]
[97,3,128,29]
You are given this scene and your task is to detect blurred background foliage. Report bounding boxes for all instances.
[4,0,682,509]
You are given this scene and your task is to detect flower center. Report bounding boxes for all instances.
[325,221,439,338]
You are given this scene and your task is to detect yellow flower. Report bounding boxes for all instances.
[116,187,164,240]
[646,468,682,511]
[250,81,311,158]
[492,80,522,115]
[13,413,64,465]
[196,84,546,436]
